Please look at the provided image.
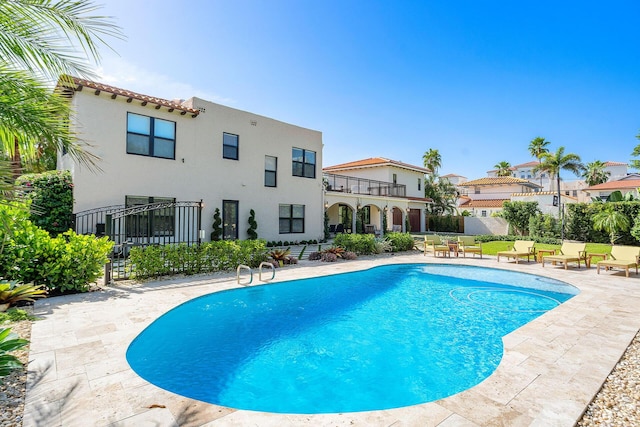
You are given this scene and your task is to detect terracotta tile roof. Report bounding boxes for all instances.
[57,75,200,117]
[459,177,542,187]
[512,161,540,168]
[459,199,507,208]
[407,196,434,203]
[441,173,467,178]
[323,157,431,174]
[604,161,628,166]
[511,192,578,201]
[585,179,640,191]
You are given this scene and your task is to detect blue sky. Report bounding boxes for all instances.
[94,0,640,180]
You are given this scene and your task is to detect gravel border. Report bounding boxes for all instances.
[0,319,31,427]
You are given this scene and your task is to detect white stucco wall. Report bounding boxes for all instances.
[60,90,323,242]
[464,217,509,235]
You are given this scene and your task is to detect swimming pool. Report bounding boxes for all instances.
[126,264,578,413]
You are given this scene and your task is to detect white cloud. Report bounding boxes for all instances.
[95,55,235,105]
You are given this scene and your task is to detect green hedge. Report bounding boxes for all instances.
[15,170,73,236]
[0,202,113,293]
[385,232,415,251]
[129,239,269,279]
[333,234,377,255]
[565,202,640,245]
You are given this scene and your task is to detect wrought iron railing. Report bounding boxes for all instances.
[323,173,406,197]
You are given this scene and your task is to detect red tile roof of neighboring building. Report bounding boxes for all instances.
[323,157,431,174]
[512,161,540,168]
[441,173,467,178]
[57,75,201,116]
[459,177,542,187]
[585,179,640,191]
[604,161,628,166]
[459,199,506,208]
[407,196,434,203]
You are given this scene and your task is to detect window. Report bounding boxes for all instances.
[418,178,421,191]
[265,156,277,187]
[573,190,578,197]
[125,196,175,237]
[223,132,239,160]
[292,148,316,178]
[393,174,397,184]
[279,204,305,233]
[127,113,175,159]
[481,210,487,217]
[223,200,239,239]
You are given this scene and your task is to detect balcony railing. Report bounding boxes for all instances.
[323,173,406,197]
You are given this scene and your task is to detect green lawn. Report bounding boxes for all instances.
[481,241,612,256]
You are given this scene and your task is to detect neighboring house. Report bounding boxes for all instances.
[440,173,467,186]
[57,77,324,244]
[511,191,578,215]
[487,161,552,190]
[457,177,542,217]
[322,157,432,233]
[583,173,640,201]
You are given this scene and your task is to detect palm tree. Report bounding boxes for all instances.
[592,207,630,245]
[422,148,442,175]
[528,137,550,186]
[0,0,122,191]
[494,161,512,177]
[630,130,640,170]
[534,146,584,226]
[583,160,611,187]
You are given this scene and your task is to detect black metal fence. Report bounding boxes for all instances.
[74,201,203,280]
[323,173,406,197]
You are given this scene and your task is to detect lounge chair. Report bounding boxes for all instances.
[497,240,536,264]
[542,242,587,270]
[335,224,345,234]
[457,236,482,258]
[423,235,450,257]
[597,245,640,277]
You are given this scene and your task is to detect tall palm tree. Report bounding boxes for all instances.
[534,146,584,223]
[422,148,442,175]
[494,161,512,177]
[0,0,122,192]
[583,160,611,187]
[630,130,640,170]
[528,137,550,186]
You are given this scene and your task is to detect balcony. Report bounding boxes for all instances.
[323,173,406,197]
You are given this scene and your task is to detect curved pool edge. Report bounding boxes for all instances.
[23,251,640,426]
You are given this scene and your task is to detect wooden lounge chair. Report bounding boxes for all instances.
[423,235,450,257]
[457,236,482,258]
[597,245,640,277]
[542,242,587,270]
[497,240,536,264]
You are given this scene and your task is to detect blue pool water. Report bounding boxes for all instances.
[126,264,578,413]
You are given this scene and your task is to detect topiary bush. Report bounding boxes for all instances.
[211,208,222,241]
[15,170,73,236]
[247,209,258,240]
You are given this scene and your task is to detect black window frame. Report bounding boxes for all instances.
[124,196,176,238]
[265,155,277,187]
[223,132,239,160]
[126,112,176,160]
[292,148,316,178]
[279,204,305,234]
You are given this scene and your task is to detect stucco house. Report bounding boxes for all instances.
[57,77,324,244]
[322,158,432,233]
[457,177,542,217]
[583,173,640,201]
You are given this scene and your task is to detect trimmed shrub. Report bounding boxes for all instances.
[385,232,415,251]
[333,233,377,255]
[129,239,269,279]
[15,170,73,236]
[320,252,338,262]
[308,251,321,261]
[342,251,357,260]
[0,202,112,293]
[247,209,258,240]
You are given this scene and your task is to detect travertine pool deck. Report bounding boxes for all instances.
[23,252,640,426]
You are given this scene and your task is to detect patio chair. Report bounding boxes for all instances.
[597,245,640,278]
[457,236,483,258]
[497,240,536,264]
[542,241,587,270]
[423,235,450,257]
[335,224,345,234]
